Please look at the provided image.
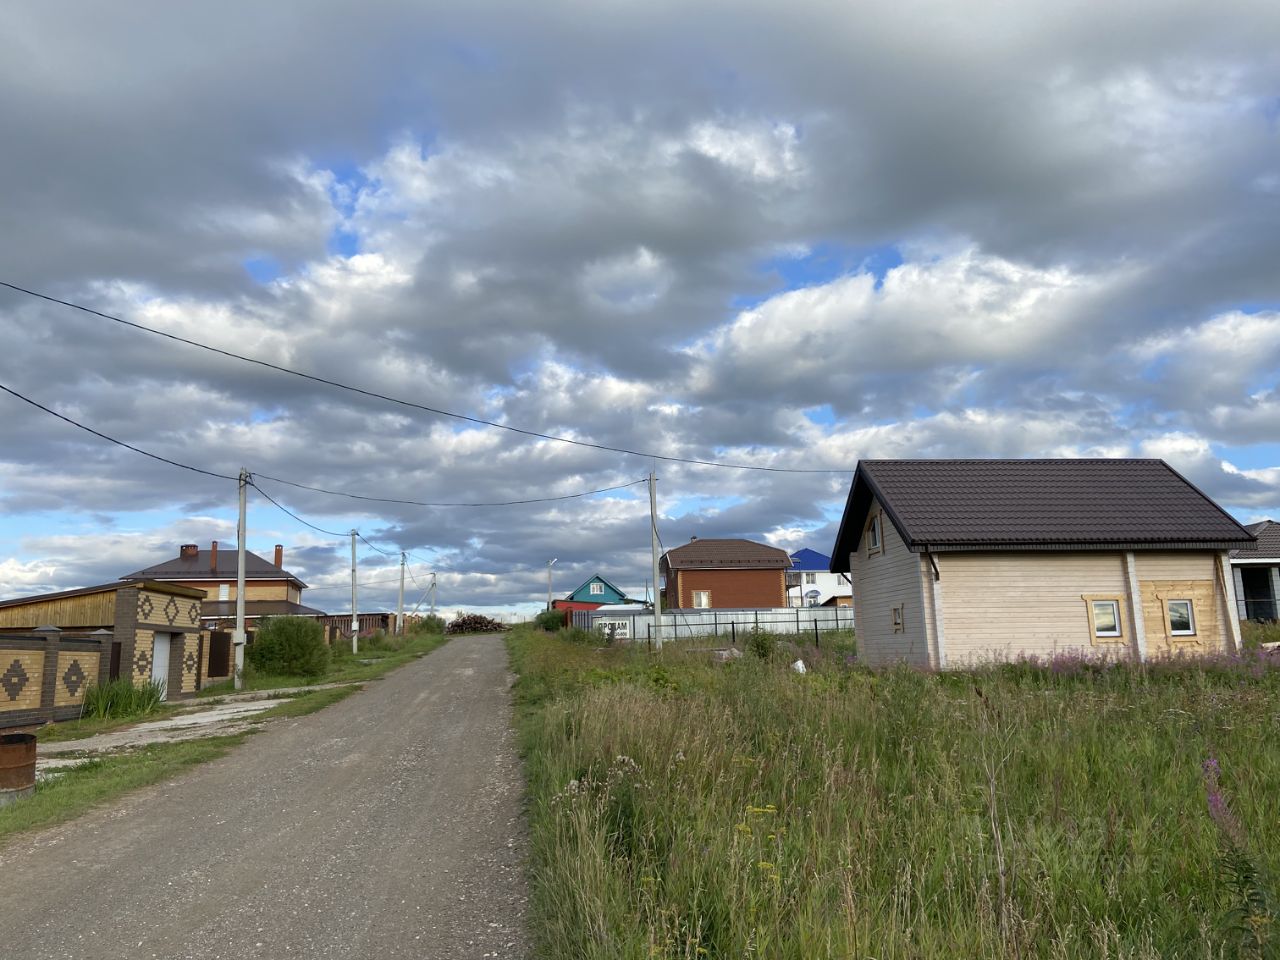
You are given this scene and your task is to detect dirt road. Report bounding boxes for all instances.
[0,634,527,959]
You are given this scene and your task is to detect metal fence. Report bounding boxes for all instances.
[570,606,854,643]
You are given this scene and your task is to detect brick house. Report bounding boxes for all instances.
[660,538,791,609]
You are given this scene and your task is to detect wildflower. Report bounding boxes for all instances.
[735,822,753,836]
[1202,756,1247,849]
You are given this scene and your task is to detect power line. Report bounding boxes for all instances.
[0,382,239,481]
[247,479,350,537]
[253,471,650,507]
[0,280,846,475]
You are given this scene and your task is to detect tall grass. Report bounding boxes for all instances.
[509,628,1280,959]
[81,678,165,720]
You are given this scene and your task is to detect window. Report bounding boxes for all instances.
[1167,599,1196,636]
[589,582,604,596]
[867,515,882,554]
[218,583,230,601]
[1090,599,1122,639]
[805,572,817,585]
[891,604,904,633]
[692,590,711,609]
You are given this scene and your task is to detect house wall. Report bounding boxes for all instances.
[935,552,1132,665]
[788,570,850,607]
[1133,551,1230,655]
[850,499,931,667]
[0,589,117,630]
[168,580,299,603]
[670,568,786,609]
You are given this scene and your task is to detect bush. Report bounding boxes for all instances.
[411,615,446,635]
[82,678,165,719]
[247,616,330,678]
[447,613,509,634]
[746,628,774,659]
[534,610,566,632]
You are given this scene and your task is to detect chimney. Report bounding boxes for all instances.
[210,540,219,572]
[690,535,698,542]
[180,543,198,559]
[274,544,284,568]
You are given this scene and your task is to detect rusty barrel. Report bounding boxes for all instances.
[0,732,36,806]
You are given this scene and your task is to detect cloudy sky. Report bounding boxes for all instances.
[1,0,1278,616]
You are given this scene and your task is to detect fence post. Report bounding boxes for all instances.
[713,610,718,637]
[754,610,759,630]
[796,606,800,632]
[731,622,736,646]
[814,618,820,648]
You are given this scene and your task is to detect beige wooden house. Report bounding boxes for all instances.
[829,459,1254,668]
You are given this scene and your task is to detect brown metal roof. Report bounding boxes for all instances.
[662,538,791,570]
[1232,520,1280,560]
[199,600,327,619]
[830,459,1255,571]
[0,578,206,609]
[121,548,307,587]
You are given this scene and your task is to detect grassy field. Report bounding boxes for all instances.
[199,627,450,694]
[509,626,1280,959]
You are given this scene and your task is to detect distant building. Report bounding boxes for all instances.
[551,574,635,612]
[121,541,325,629]
[1230,520,1280,621]
[660,537,791,610]
[786,548,852,607]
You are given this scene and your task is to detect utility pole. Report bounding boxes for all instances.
[233,468,248,690]
[350,530,358,654]
[430,572,437,619]
[650,470,663,651]
[546,558,558,611]
[396,551,406,635]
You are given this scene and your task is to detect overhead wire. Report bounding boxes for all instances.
[0,279,847,475]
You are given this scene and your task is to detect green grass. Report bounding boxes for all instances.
[36,703,181,743]
[0,734,249,843]
[251,684,361,721]
[508,626,1280,959]
[200,628,450,695]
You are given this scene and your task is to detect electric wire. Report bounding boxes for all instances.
[0,280,847,475]
[247,472,650,507]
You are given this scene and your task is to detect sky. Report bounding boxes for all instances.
[1,0,1278,617]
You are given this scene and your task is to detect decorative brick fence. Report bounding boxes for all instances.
[0,630,109,729]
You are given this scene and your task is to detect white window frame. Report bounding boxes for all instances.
[588,582,604,596]
[1087,598,1123,640]
[867,514,883,555]
[804,572,817,585]
[1166,599,1196,637]
[218,583,230,601]
[692,590,711,609]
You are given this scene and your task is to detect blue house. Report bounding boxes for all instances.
[555,574,634,608]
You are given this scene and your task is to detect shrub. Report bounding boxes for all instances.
[534,610,566,632]
[746,628,774,659]
[447,613,508,634]
[82,678,165,719]
[247,616,330,678]
[412,615,446,635]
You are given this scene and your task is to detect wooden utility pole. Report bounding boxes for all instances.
[233,468,248,690]
[396,552,406,635]
[350,531,358,654]
[650,470,663,651]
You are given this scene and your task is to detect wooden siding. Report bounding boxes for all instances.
[936,552,1133,665]
[851,499,930,667]
[1134,552,1228,654]
[0,589,117,629]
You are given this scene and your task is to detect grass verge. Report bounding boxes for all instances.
[509,626,1280,959]
[251,684,361,721]
[36,704,182,743]
[0,734,248,844]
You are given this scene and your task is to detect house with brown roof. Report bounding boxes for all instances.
[660,537,791,609]
[1230,520,1280,621]
[830,459,1254,668]
[120,542,325,630]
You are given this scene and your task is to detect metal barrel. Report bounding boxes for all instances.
[0,732,37,806]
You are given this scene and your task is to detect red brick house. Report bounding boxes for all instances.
[660,538,791,609]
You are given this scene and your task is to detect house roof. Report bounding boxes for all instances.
[121,548,307,588]
[789,548,832,571]
[565,574,632,602]
[662,538,791,570]
[199,600,327,619]
[0,578,206,610]
[830,459,1255,572]
[1232,520,1280,561]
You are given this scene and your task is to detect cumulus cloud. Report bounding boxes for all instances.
[0,0,1277,610]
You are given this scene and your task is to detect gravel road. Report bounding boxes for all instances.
[0,634,528,959]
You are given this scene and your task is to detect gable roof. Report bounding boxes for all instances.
[121,548,306,587]
[0,579,206,610]
[662,538,791,570]
[789,548,832,571]
[830,459,1254,572]
[1232,520,1280,561]
[565,574,632,602]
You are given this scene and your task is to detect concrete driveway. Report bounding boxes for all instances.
[0,634,527,959]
